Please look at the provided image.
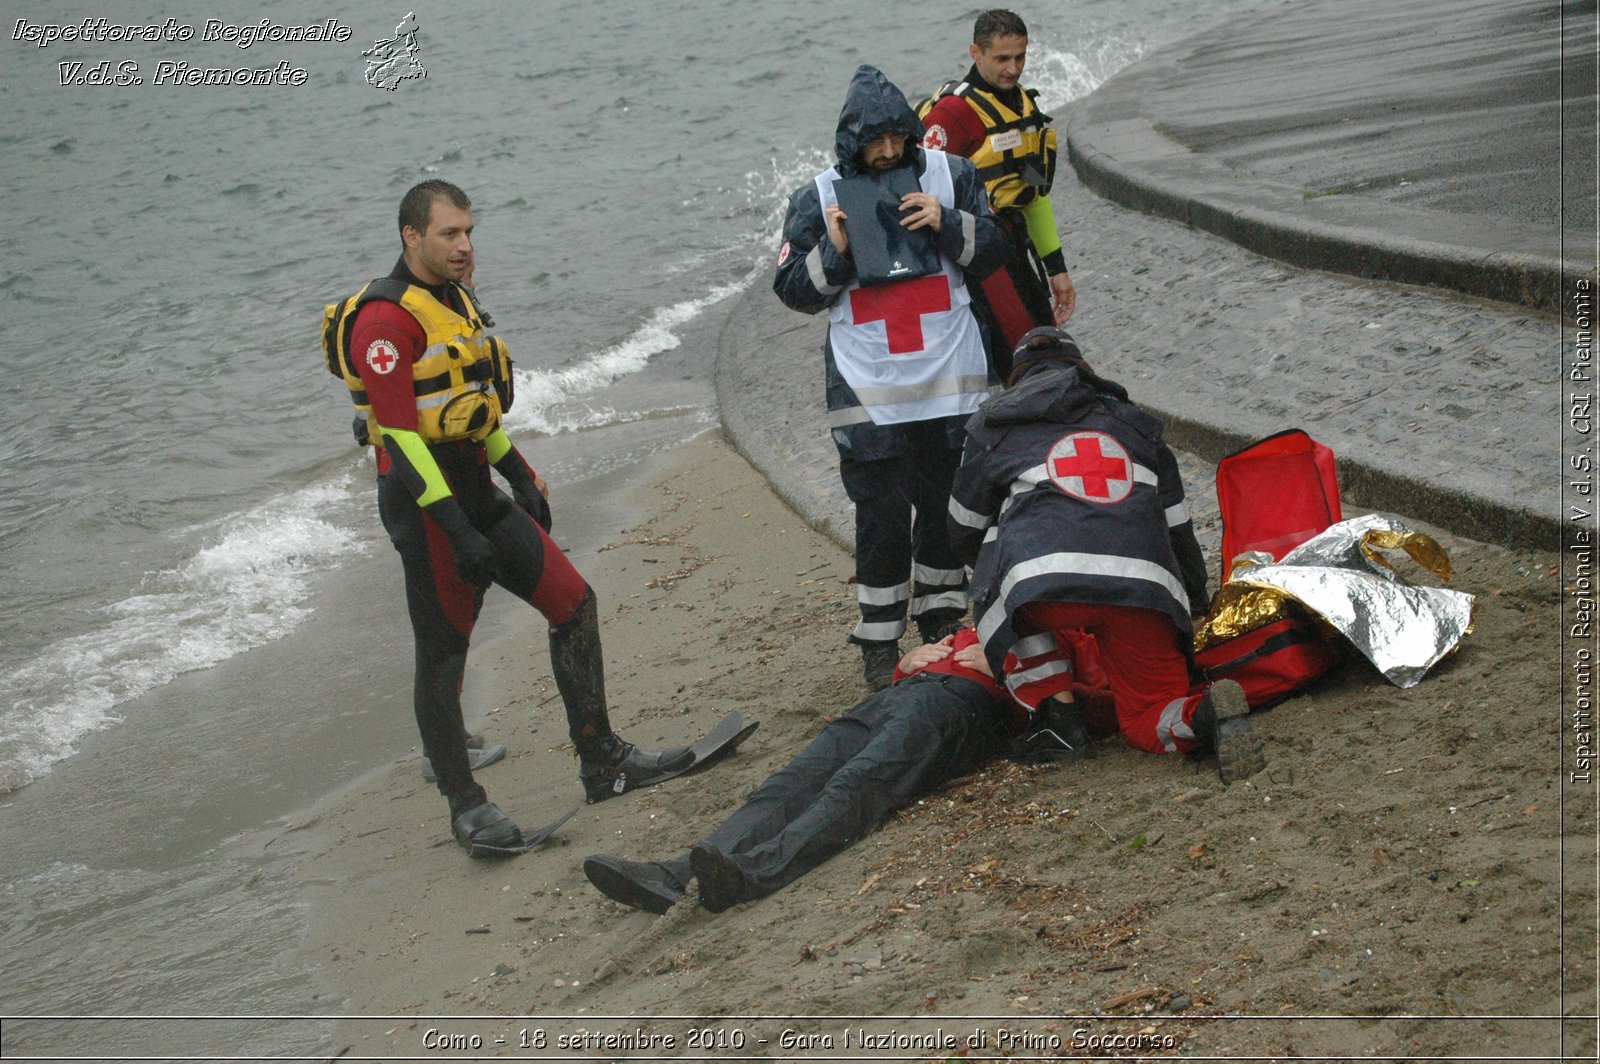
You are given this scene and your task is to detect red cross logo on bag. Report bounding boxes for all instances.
[848,275,952,354]
[1046,431,1132,503]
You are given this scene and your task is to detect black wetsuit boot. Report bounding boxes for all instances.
[548,588,693,802]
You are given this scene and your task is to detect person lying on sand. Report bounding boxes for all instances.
[583,627,1038,913]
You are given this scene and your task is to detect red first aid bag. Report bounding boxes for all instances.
[1200,429,1345,708]
[1216,429,1341,582]
[1196,608,1345,709]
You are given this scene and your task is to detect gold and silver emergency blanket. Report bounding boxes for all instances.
[1196,514,1476,688]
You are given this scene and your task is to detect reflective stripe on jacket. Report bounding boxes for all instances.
[949,363,1209,677]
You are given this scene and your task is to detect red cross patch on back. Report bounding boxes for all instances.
[1046,431,1133,504]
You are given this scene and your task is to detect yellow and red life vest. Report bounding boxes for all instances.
[322,277,513,446]
[918,79,1057,212]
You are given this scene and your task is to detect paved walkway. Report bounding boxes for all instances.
[716,0,1577,555]
[1066,0,1596,314]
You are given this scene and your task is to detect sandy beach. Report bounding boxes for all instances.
[0,1,1584,1059]
[279,12,1585,1048]
[286,429,1575,1060]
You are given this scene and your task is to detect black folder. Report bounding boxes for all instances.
[832,168,942,287]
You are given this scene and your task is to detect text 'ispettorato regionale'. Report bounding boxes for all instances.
[14,18,353,87]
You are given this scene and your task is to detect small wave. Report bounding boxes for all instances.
[742,146,835,231]
[0,855,326,1040]
[0,479,366,795]
[1026,34,1149,110]
[502,281,747,437]
[515,403,707,440]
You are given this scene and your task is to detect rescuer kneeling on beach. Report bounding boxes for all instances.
[322,180,699,857]
[948,327,1265,782]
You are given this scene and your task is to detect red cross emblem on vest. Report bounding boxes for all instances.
[365,339,400,375]
[848,274,952,354]
[1046,431,1133,504]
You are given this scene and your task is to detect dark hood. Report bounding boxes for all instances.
[974,362,1153,438]
[833,64,925,176]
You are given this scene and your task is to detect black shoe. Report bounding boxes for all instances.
[579,735,694,803]
[450,801,523,859]
[583,854,686,914]
[1015,700,1096,763]
[1191,680,1265,783]
[689,843,746,914]
[859,640,900,691]
[421,741,507,783]
[916,611,965,646]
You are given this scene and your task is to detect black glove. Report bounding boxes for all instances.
[510,480,552,533]
[490,446,551,533]
[424,497,500,589]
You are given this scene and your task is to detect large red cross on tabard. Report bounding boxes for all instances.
[1052,436,1129,499]
[848,275,952,354]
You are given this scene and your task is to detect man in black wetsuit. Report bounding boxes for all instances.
[920,9,1077,379]
[325,180,699,857]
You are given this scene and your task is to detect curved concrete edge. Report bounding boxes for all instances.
[714,387,853,560]
[716,284,1561,554]
[1065,88,1594,318]
[1151,408,1560,553]
[713,286,854,558]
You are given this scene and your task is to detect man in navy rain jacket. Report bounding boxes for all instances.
[773,64,1010,689]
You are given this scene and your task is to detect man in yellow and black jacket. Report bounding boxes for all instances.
[921,8,1077,379]
[325,180,695,857]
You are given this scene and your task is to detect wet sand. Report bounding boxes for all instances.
[290,430,1577,1060]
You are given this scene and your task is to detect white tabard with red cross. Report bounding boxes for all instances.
[814,150,989,426]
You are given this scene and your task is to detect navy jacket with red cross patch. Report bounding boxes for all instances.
[948,362,1209,676]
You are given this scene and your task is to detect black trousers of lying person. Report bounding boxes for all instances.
[584,662,1013,914]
